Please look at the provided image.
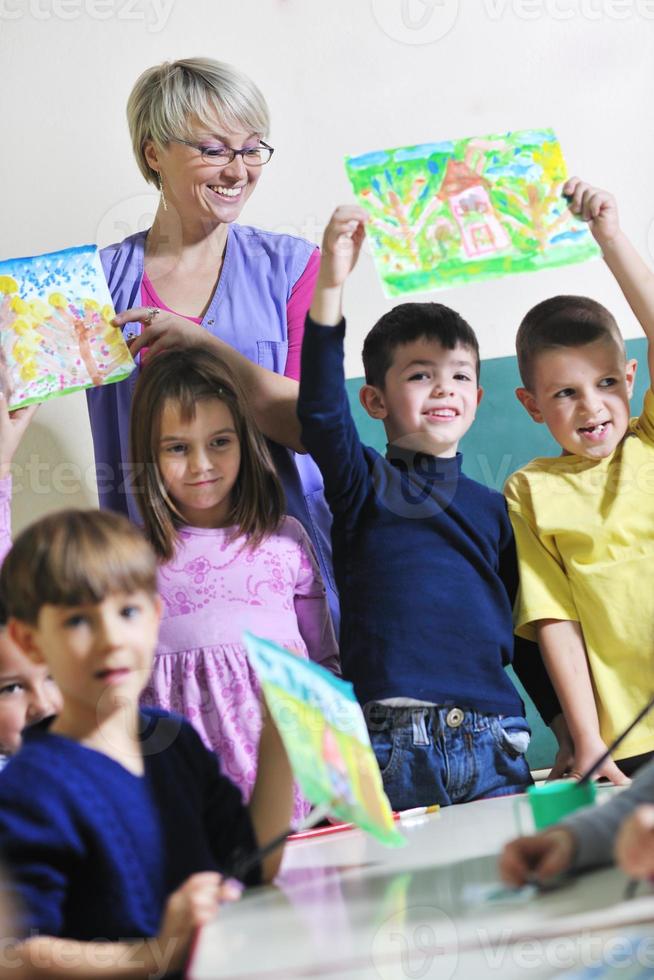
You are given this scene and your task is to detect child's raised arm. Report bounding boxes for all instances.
[309,206,368,327]
[565,177,654,391]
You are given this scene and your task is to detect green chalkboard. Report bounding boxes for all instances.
[344,337,648,769]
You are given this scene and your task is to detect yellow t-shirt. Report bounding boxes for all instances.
[504,389,654,760]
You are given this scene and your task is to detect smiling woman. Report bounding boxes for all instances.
[86,57,338,625]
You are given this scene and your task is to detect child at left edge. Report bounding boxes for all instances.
[0,516,294,975]
[297,206,567,811]
[0,398,62,770]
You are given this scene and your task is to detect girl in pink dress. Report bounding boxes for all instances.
[129,347,339,820]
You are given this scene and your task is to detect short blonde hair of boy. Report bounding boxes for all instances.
[127,57,271,185]
[1,510,158,626]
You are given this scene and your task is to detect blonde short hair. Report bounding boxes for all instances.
[127,57,271,185]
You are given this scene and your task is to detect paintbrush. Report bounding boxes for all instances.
[229,801,335,884]
[578,692,654,785]
[579,699,654,903]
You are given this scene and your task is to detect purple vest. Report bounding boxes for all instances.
[87,225,338,626]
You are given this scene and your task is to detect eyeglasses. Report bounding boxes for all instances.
[171,138,275,168]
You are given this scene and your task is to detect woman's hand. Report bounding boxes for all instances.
[0,396,38,479]
[113,308,213,360]
[155,872,242,973]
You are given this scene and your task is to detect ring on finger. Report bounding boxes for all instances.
[143,306,160,326]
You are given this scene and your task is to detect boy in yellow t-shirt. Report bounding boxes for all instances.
[505,178,654,784]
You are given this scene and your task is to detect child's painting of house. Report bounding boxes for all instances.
[345,129,600,297]
[0,244,134,410]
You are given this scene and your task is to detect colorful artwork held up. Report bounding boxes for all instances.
[345,128,600,297]
[243,632,405,848]
[0,245,134,409]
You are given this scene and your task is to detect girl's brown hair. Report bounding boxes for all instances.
[129,347,285,561]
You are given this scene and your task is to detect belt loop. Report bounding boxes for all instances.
[411,708,430,746]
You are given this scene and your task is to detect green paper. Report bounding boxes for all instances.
[243,632,405,848]
[345,128,600,297]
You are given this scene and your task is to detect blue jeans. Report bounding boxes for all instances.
[365,703,532,811]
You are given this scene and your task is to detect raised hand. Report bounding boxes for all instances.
[563,177,620,248]
[317,206,369,290]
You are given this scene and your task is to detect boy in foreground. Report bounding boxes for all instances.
[0,507,293,979]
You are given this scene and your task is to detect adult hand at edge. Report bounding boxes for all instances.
[114,308,213,360]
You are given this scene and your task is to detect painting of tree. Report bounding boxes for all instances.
[0,245,134,409]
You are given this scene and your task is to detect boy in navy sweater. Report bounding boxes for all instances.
[0,502,294,978]
[298,206,564,810]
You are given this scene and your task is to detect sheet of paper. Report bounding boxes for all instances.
[243,632,405,848]
[0,244,134,409]
[345,127,600,297]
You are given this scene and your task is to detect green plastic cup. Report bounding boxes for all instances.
[514,779,597,832]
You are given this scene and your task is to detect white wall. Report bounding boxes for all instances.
[2,0,653,529]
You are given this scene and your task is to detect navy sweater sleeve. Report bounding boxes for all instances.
[497,510,561,726]
[0,771,83,937]
[141,711,262,888]
[177,721,262,887]
[298,317,371,523]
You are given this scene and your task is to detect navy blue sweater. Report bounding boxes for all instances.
[0,709,260,943]
[298,317,557,717]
